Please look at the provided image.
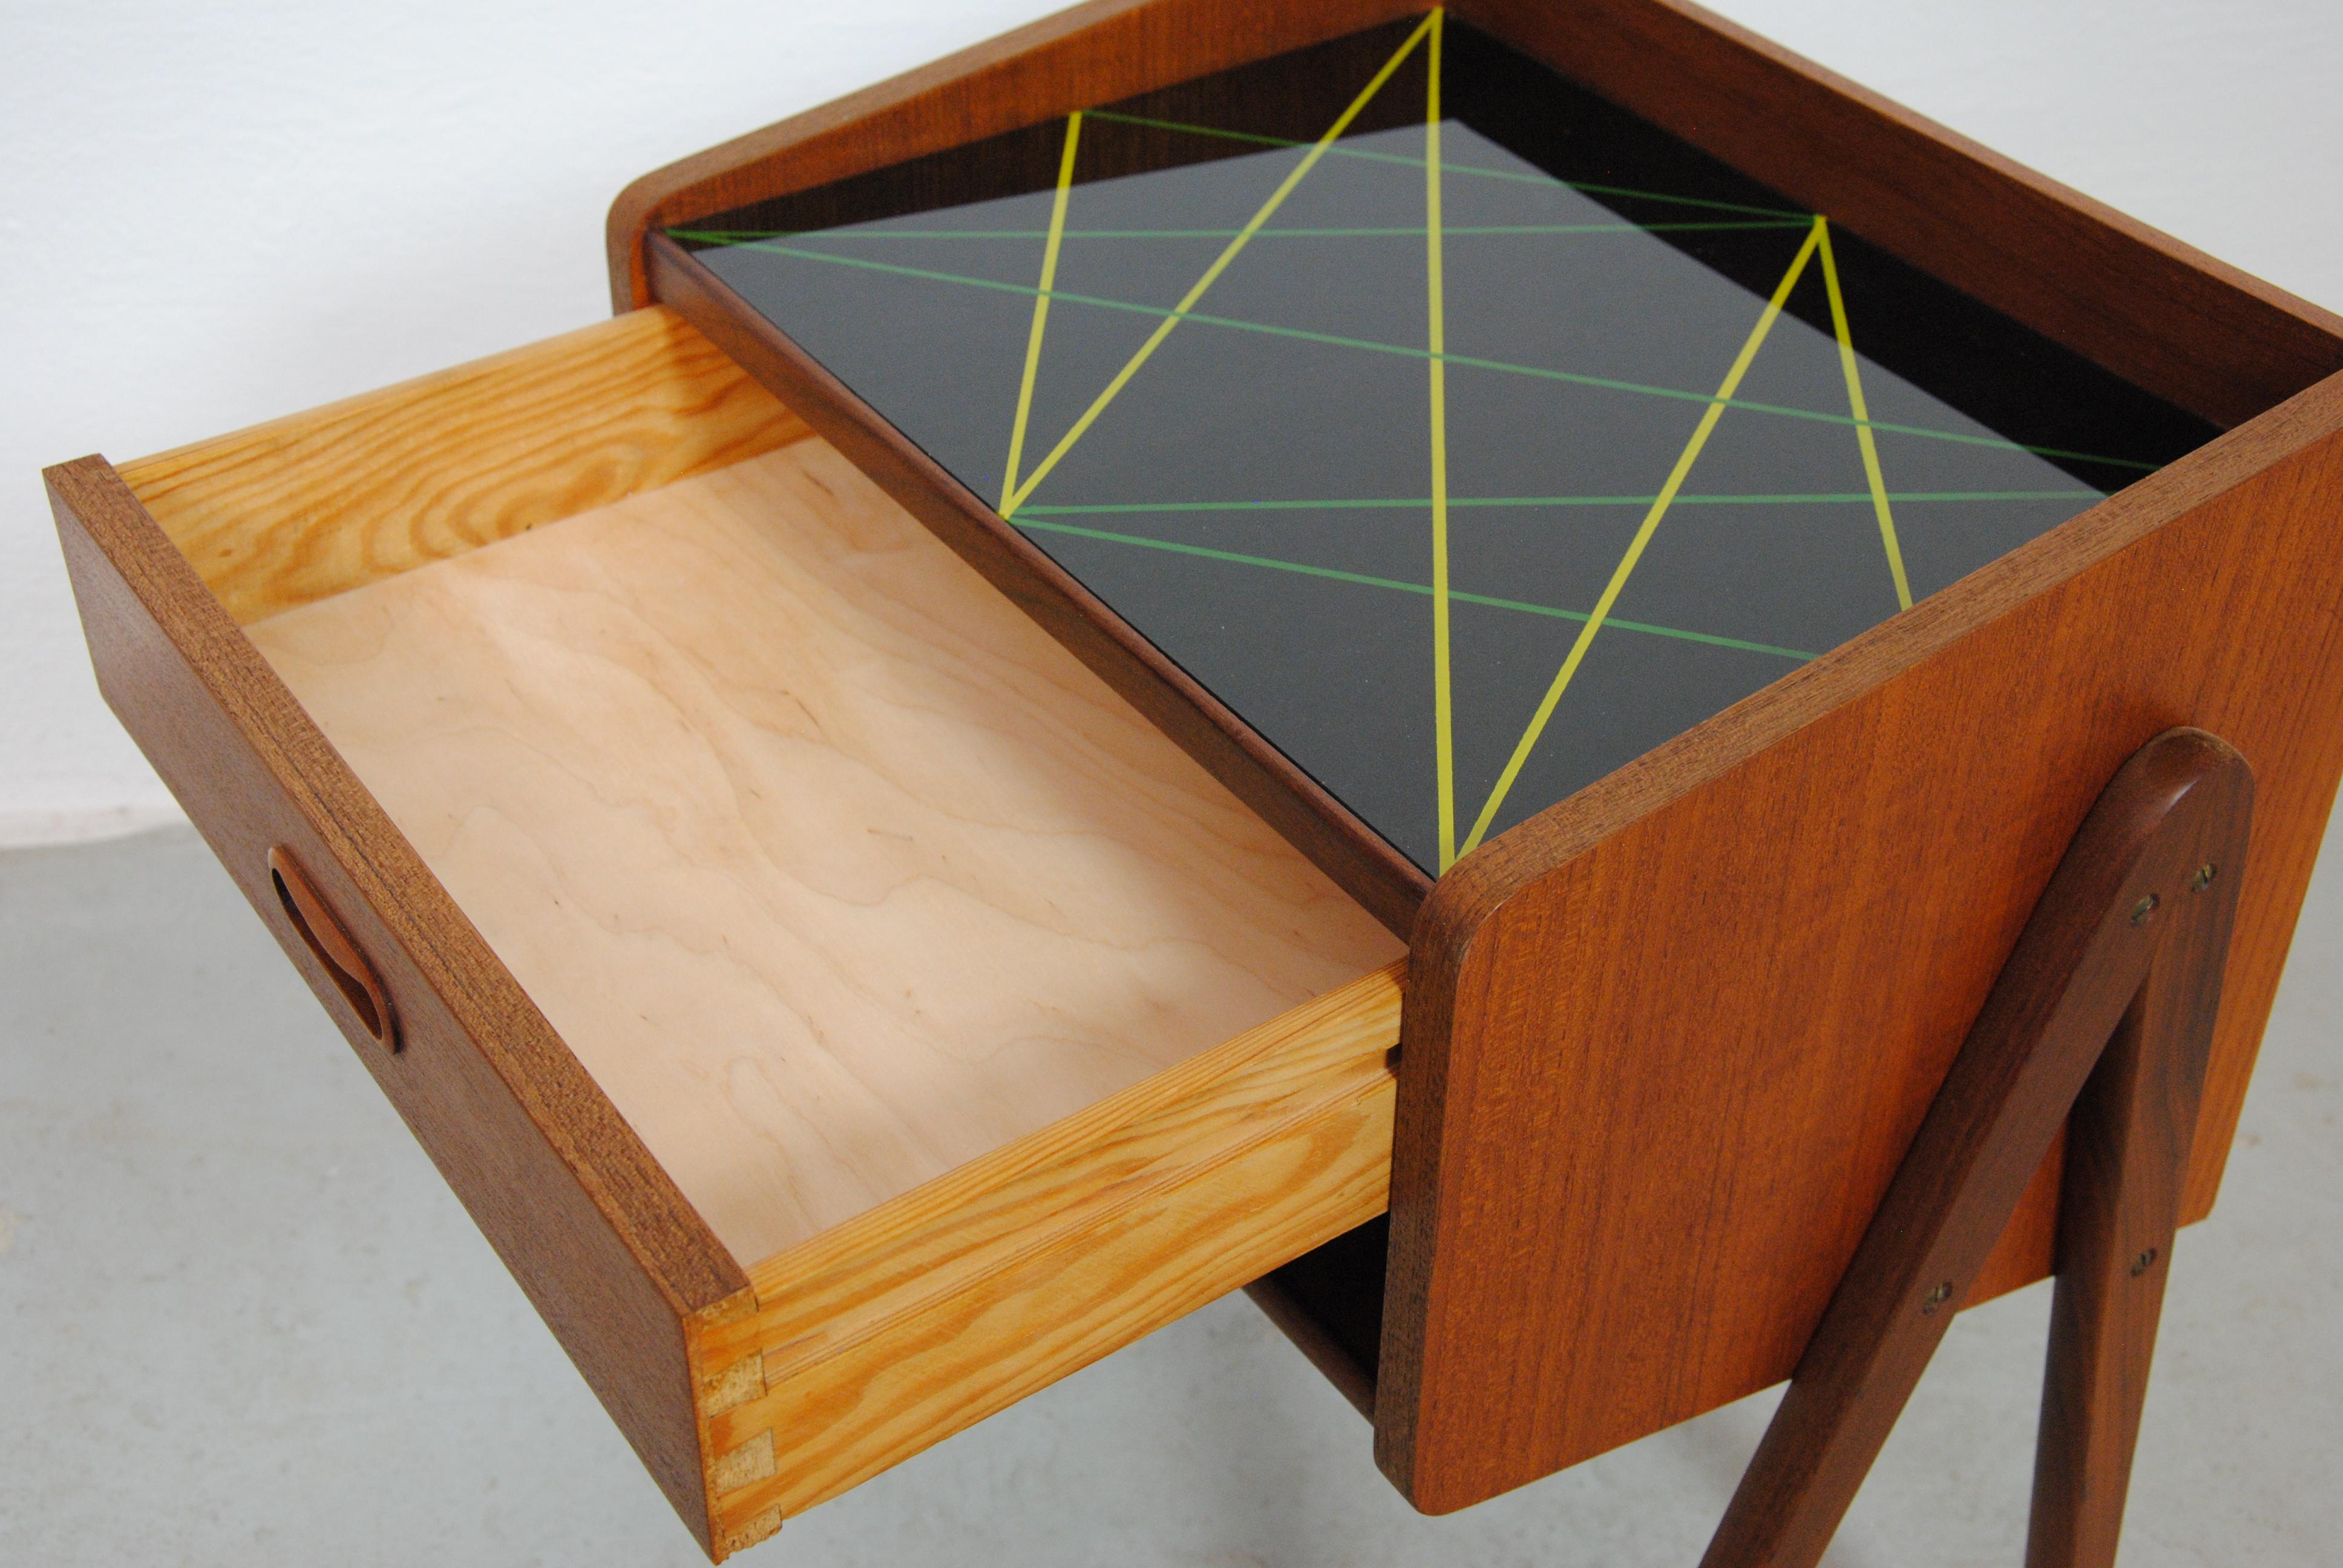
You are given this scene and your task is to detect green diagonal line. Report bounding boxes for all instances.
[1011,517,1818,660]
[670,220,1815,241]
[1081,109,1812,219]
[689,238,2161,472]
[1018,488,2102,515]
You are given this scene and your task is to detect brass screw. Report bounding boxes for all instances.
[2190,864,2218,893]
[2131,1246,2159,1278]
[1921,1281,1954,1314]
[2131,893,2160,927]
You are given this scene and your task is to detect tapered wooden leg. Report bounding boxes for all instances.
[2027,853,2228,1568]
[1699,730,2250,1568]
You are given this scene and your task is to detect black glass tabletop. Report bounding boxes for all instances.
[674,11,2214,877]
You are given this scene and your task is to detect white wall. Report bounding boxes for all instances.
[5,1,2338,845]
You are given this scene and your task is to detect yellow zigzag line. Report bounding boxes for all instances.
[1001,11,1439,518]
[1816,217,1912,611]
[1000,111,1083,508]
[1426,9,1457,871]
[1459,217,1827,857]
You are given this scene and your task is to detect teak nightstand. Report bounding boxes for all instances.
[47,2,2343,1563]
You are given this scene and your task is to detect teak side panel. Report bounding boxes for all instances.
[1455,0,2343,429]
[121,307,805,625]
[44,460,749,1553]
[608,0,1424,310]
[1380,374,2343,1512]
[1704,731,2254,1567]
[689,964,1403,1557]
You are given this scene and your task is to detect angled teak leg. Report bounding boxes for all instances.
[1700,728,2253,1568]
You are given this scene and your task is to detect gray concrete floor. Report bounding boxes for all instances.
[2,823,2337,1566]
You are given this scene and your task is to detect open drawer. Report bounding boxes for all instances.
[45,304,1406,1558]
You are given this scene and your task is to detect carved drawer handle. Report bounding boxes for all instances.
[267,846,398,1051]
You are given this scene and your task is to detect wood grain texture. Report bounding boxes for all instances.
[606,0,1424,311]
[2024,808,2244,1568]
[1378,370,2343,1512]
[1701,731,2250,1568]
[688,961,1402,1557]
[1452,0,2343,429]
[246,437,1401,1265]
[1962,1132,2069,1308]
[119,307,805,625]
[45,457,749,1553]
[649,235,1429,936]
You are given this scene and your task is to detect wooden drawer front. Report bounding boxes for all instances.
[48,307,1404,1560]
[45,455,743,1548]
[690,965,1398,1551]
